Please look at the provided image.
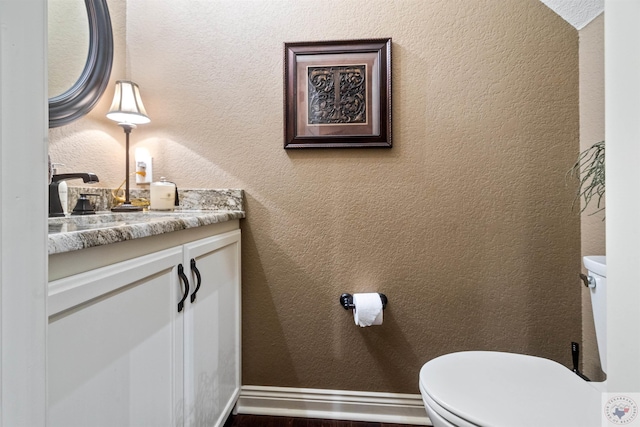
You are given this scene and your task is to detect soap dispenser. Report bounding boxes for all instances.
[51,163,68,214]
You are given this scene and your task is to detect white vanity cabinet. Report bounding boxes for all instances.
[48,226,241,427]
[48,247,184,427]
[182,232,242,426]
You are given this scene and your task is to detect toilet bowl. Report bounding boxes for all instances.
[419,351,601,427]
[419,256,607,427]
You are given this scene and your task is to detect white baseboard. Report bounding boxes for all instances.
[236,385,432,426]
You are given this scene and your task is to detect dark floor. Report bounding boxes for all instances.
[225,414,416,427]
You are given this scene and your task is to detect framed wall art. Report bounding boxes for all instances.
[284,38,392,149]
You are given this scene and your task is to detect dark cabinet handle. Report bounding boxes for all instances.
[177,264,190,312]
[190,258,202,303]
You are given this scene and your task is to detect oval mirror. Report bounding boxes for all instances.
[48,0,113,128]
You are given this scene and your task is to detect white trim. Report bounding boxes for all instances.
[605,0,640,392]
[0,0,48,425]
[236,386,431,426]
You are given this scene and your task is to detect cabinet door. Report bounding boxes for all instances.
[48,247,185,427]
[183,230,241,427]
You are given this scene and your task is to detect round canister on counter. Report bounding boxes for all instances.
[150,177,176,210]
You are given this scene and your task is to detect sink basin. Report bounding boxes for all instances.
[48,211,204,234]
[47,189,245,255]
[47,209,245,254]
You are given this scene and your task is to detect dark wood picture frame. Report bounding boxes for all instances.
[284,38,392,149]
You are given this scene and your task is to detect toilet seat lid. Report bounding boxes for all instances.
[419,351,601,427]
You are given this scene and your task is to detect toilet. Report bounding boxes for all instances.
[419,256,607,427]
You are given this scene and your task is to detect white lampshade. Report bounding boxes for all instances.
[106,80,150,125]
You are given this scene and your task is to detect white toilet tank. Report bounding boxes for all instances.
[583,256,607,373]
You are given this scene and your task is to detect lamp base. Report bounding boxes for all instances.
[111,203,143,212]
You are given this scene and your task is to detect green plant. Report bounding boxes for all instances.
[569,140,605,215]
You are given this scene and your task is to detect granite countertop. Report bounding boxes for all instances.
[48,189,244,255]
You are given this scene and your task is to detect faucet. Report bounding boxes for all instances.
[49,173,99,217]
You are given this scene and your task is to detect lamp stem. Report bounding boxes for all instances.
[112,123,142,212]
[124,126,132,203]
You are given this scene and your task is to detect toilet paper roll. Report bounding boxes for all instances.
[353,293,383,327]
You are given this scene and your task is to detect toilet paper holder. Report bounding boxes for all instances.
[339,293,387,310]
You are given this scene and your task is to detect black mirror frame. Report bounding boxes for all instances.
[49,0,113,128]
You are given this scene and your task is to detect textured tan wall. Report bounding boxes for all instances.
[578,13,605,381]
[50,0,581,394]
